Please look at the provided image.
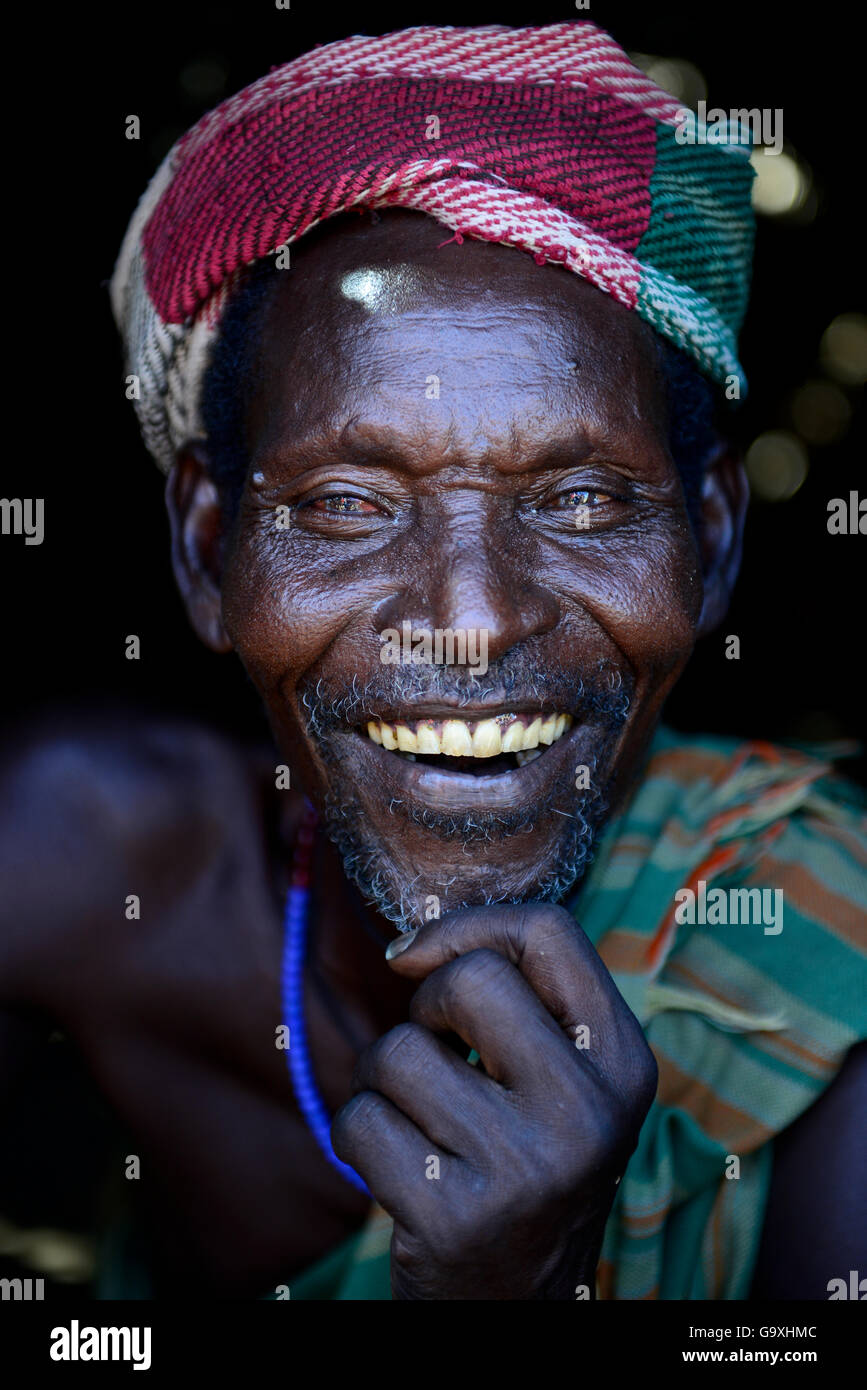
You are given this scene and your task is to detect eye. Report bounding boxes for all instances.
[304,494,381,515]
[548,487,614,510]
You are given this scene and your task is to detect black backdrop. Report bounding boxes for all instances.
[6,0,864,776]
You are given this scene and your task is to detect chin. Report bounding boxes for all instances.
[325,804,605,931]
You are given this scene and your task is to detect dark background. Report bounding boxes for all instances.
[6,0,865,775]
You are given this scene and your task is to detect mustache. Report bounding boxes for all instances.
[300,650,634,739]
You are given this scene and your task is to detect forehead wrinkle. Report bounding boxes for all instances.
[249,261,671,478]
[252,246,665,424]
[355,302,554,340]
[349,301,591,385]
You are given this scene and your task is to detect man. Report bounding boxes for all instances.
[2,21,865,1301]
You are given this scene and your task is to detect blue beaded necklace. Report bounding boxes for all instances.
[280,803,371,1198]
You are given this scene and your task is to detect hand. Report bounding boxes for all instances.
[331,904,658,1300]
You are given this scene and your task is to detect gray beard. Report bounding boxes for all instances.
[317,753,612,932]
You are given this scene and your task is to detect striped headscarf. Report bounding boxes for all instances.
[111,22,756,475]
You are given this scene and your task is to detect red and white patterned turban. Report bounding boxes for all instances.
[111,22,755,473]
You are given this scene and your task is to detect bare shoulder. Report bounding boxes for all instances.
[750,1038,867,1299]
[0,705,275,1004]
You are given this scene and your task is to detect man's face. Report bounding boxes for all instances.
[217,212,704,925]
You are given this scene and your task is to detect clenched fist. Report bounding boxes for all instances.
[332,904,658,1300]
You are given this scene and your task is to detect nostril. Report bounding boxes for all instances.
[370,572,561,667]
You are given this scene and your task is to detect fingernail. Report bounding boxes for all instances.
[385,928,419,960]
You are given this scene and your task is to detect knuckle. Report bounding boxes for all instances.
[512,906,587,978]
[377,1021,429,1069]
[356,1022,429,1089]
[615,1024,658,1114]
[441,903,579,958]
[514,901,580,945]
[438,911,474,955]
[331,1089,387,1151]
[443,948,513,1008]
[594,1011,658,1120]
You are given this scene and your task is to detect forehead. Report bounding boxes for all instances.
[245,211,669,471]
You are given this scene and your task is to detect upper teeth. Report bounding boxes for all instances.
[365,713,572,757]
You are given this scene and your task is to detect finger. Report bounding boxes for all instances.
[388,904,629,1049]
[351,1021,501,1155]
[408,948,572,1089]
[331,1089,450,1222]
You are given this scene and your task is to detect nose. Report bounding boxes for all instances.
[375,515,560,667]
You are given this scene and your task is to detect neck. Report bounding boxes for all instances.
[301,827,418,1110]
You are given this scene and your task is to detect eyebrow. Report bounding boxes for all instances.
[254,421,658,478]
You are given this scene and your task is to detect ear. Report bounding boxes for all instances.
[165,447,233,653]
[695,444,749,638]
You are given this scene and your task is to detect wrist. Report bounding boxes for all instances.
[538,1226,605,1301]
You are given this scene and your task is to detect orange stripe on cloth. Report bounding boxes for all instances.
[604,832,655,856]
[663,958,836,1081]
[710,1177,727,1298]
[707,776,818,838]
[596,1261,660,1301]
[645,843,742,974]
[652,1047,771,1151]
[746,856,867,952]
[620,1203,670,1235]
[598,927,655,974]
[596,1258,617,1300]
[647,746,732,785]
[728,740,786,775]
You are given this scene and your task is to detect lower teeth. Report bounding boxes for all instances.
[515,749,543,766]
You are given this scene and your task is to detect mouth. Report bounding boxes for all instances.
[312,690,621,827]
[364,711,573,777]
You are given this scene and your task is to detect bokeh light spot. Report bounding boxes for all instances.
[745,431,809,501]
[750,147,813,218]
[820,313,867,385]
[790,380,851,445]
[628,53,707,108]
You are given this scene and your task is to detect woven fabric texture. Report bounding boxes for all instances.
[111,22,756,473]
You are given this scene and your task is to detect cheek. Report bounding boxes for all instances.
[218,518,383,698]
[558,517,703,681]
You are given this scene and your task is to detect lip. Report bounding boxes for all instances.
[330,718,594,814]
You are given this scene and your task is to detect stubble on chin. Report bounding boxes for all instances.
[316,756,610,932]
